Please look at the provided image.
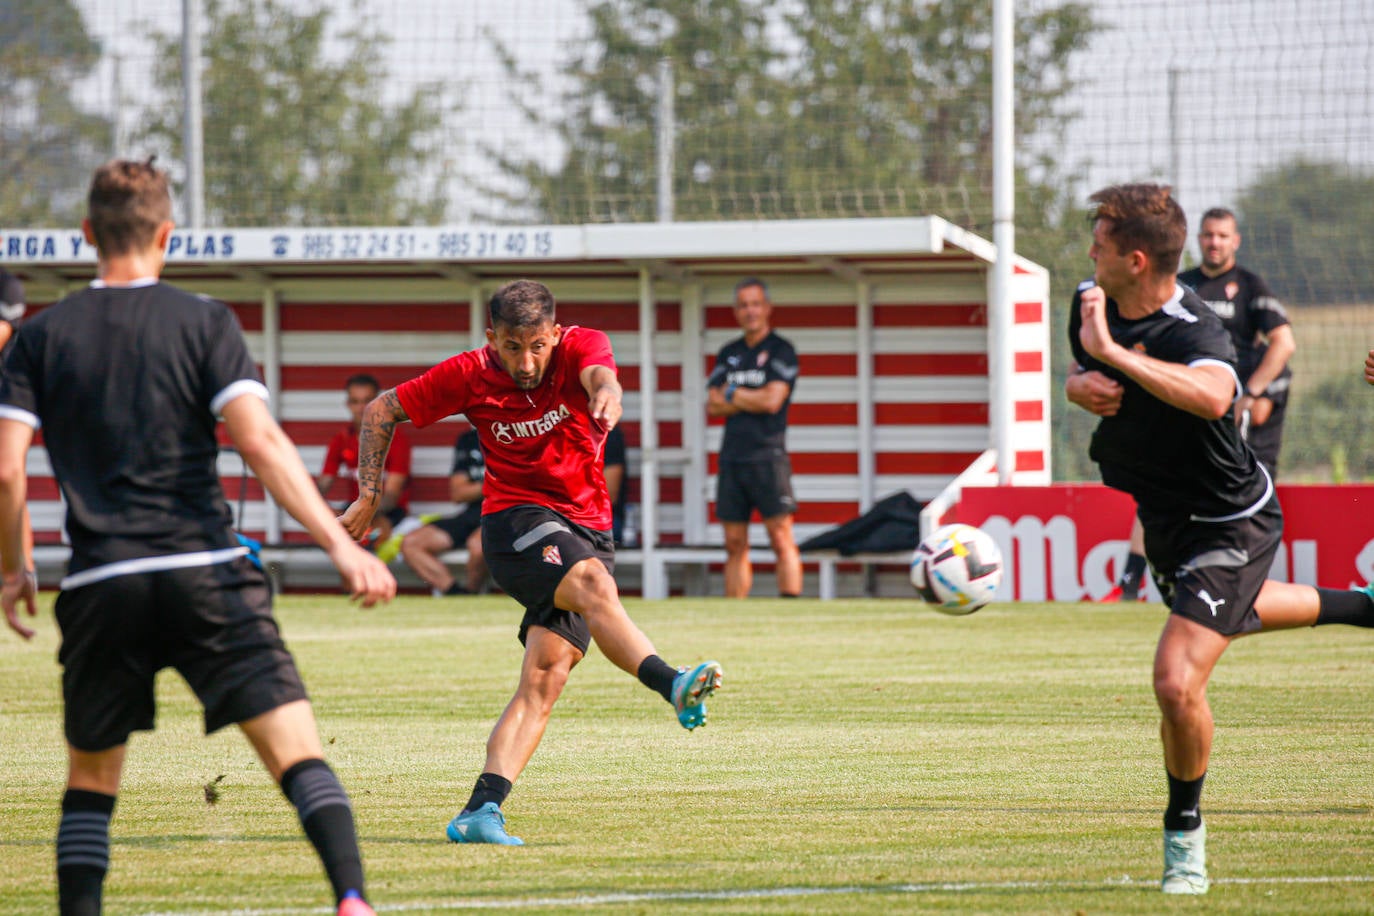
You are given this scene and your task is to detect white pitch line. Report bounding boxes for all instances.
[137,873,1374,916]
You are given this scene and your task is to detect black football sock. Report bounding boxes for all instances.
[636,654,679,702]
[57,788,115,916]
[1119,552,1148,598]
[1163,771,1205,832]
[280,758,365,904]
[463,772,512,813]
[1314,587,1374,627]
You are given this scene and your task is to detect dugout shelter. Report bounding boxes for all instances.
[2,217,1050,598]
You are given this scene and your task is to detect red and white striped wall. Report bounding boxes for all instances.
[3,218,1051,594]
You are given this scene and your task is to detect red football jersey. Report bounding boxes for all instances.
[321,423,413,510]
[395,325,615,529]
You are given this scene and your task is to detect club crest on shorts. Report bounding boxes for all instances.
[542,544,563,566]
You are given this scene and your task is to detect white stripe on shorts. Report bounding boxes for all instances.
[513,521,571,552]
[61,546,250,591]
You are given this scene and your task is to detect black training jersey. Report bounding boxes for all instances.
[707,330,799,461]
[451,428,485,513]
[1177,265,1290,389]
[1068,282,1270,523]
[0,280,266,576]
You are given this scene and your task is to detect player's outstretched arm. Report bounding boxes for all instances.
[0,418,38,638]
[581,364,622,429]
[1364,349,1374,386]
[339,389,410,538]
[221,394,396,607]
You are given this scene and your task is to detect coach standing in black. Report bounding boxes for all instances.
[0,159,394,916]
[1178,207,1295,474]
[707,278,802,598]
[1065,183,1374,895]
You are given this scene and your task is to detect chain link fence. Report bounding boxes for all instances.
[17,0,1374,479]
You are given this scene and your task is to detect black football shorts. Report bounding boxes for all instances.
[429,509,483,546]
[715,453,798,523]
[481,504,615,654]
[55,556,306,751]
[1145,495,1283,637]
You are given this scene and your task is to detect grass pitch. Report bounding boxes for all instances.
[3,594,1373,914]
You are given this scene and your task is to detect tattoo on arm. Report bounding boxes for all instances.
[356,390,408,501]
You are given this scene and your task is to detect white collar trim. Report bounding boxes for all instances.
[90,277,159,290]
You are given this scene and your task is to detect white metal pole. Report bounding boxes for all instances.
[261,284,282,543]
[1168,66,1182,197]
[990,0,1015,485]
[680,282,707,544]
[181,0,206,227]
[637,268,662,597]
[856,279,875,511]
[656,58,675,223]
[469,283,485,351]
[111,54,125,156]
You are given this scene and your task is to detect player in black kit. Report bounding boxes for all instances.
[0,159,394,916]
[1178,207,1295,473]
[1105,208,1296,602]
[706,278,802,597]
[1065,183,1374,896]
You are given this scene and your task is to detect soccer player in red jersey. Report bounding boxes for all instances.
[340,279,722,845]
[316,373,413,546]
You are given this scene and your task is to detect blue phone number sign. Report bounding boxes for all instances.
[287,229,561,260]
[0,227,576,263]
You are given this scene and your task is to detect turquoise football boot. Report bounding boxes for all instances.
[670,660,723,730]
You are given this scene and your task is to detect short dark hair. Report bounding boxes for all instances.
[87,157,172,257]
[1088,183,1187,277]
[734,276,769,298]
[345,373,380,393]
[1199,207,1238,227]
[489,279,556,330]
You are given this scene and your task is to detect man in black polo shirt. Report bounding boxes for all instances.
[0,159,394,916]
[1178,207,1295,474]
[1065,182,1374,896]
[707,278,802,597]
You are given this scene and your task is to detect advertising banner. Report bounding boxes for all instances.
[954,485,1374,601]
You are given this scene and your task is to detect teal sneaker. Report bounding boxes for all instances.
[1357,583,1374,604]
[445,802,524,846]
[1162,822,1209,894]
[670,661,723,730]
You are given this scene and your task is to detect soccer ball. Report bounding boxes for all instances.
[910,523,1004,615]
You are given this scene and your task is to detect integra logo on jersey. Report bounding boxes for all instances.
[1203,298,1236,319]
[727,369,767,387]
[490,404,571,444]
